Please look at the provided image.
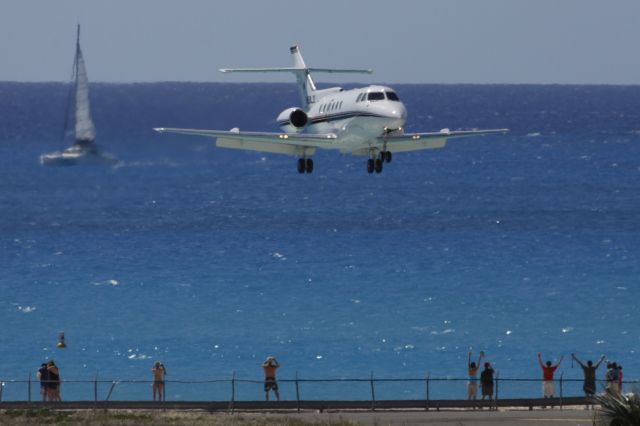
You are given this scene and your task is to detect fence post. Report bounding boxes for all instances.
[494,371,499,411]
[28,372,32,403]
[425,372,430,411]
[0,381,3,403]
[231,371,236,412]
[105,381,117,402]
[369,372,376,411]
[559,372,563,410]
[94,372,98,403]
[163,379,167,403]
[295,371,301,413]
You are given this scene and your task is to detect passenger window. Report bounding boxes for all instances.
[368,92,385,101]
[386,91,400,101]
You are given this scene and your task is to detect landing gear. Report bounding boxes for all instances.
[367,150,390,174]
[375,158,383,173]
[367,159,375,174]
[297,158,314,174]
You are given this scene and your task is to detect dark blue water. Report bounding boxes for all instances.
[1,83,639,401]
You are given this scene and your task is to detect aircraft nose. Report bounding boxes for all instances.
[396,103,407,120]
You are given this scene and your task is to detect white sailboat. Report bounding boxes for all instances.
[41,25,116,166]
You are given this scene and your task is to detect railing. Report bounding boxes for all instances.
[0,372,636,408]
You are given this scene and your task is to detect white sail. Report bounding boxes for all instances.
[74,27,96,142]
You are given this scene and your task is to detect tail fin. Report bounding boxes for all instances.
[220,45,372,108]
[289,45,317,108]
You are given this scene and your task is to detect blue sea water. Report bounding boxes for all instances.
[1,83,639,401]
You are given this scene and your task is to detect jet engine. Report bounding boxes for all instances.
[277,107,308,133]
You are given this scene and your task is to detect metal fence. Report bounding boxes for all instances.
[0,372,636,404]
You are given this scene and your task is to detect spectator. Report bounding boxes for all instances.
[480,362,494,402]
[605,362,620,396]
[47,360,61,401]
[261,356,280,401]
[37,363,49,402]
[467,351,484,400]
[151,361,166,401]
[572,353,605,397]
[538,353,563,398]
[618,365,623,393]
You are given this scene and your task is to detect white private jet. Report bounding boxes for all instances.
[154,45,508,174]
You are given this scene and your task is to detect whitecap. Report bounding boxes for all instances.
[315,355,323,359]
[93,279,120,286]
[271,252,287,260]
[561,327,573,333]
[527,132,541,137]
[18,306,36,313]
[506,330,512,335]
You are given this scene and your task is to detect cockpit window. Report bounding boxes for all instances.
[386,91,400,101]
[367,92,385,101]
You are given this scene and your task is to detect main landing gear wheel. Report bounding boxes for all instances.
[297,158,314,174]
[375,158,384,173]
[367,159,375,174]
[385,151,392,163]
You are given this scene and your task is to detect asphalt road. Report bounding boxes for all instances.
[281,408,596,425]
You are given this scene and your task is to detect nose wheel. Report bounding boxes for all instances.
[297,158,314,174]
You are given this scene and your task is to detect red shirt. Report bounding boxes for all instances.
[541,365,558,381]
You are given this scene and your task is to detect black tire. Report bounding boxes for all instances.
[306,158,314,173]
[297,158,306,174]
[385,151,392,163]
[375,158,383,173]
[367,159,375,174]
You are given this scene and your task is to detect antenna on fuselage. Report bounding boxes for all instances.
[220,45,372,108]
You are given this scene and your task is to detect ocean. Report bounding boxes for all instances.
[1,83,639,401]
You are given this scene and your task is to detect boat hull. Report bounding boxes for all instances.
[40,150,118,166]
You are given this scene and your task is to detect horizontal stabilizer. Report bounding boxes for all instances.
[220,67,372,74]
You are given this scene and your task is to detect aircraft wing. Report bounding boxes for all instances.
[153,127,338,156]
[374,128,509,153]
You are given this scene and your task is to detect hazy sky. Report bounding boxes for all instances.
[2,0,639,84]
